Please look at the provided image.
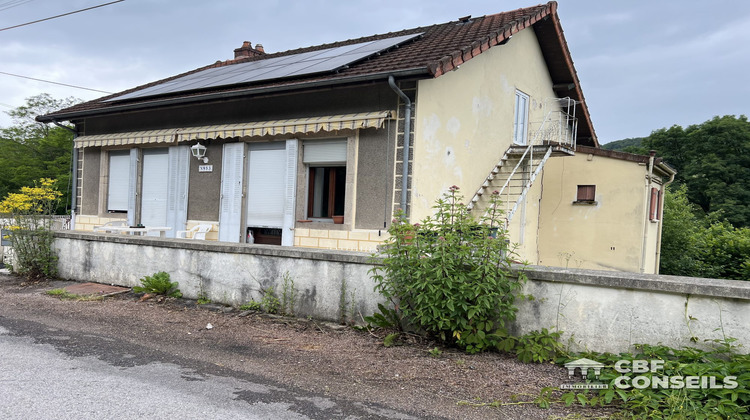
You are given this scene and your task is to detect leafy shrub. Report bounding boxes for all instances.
[133,271,182,298]
[497,328,565,363]
[370,186,526,353]
[260,287,280,314]
[0,178,62,279]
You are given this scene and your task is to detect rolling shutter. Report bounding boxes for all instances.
[246,143,286,228]
[127,149,138,226]
[140,149,169,231]
[302,139,347,165]
[107,151,130,212]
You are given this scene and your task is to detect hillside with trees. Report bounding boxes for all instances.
[0,94,79,214]
[607,115,750,279]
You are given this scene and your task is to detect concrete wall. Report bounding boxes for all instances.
[54,231,384,322]
[53,232,750,354]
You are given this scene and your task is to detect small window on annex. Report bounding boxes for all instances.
[107,150,130,213]
[576,185,596,202]
[303,140,347,219]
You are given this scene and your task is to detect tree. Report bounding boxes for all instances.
[649,116,750,228]
[0,94,80,214]
[660,185,750,280]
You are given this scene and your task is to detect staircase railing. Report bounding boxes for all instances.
[468,97,579,224]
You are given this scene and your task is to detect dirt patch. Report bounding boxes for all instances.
[0,274,619,419]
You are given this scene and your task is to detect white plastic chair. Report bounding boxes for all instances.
[93,220,127,233]
[176,224,212,240]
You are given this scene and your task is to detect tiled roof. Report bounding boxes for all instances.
[40,1,597,145]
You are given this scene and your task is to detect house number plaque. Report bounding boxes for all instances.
[198,165,213,173]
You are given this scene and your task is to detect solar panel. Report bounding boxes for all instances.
[107,32,423,102]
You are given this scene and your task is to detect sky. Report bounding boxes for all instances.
[1,0,749,144]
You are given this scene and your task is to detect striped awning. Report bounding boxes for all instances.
[74,129,177,148]
[74,111,393,148]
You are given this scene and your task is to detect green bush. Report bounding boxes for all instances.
[133,271,182,298]
[370,186,526,353]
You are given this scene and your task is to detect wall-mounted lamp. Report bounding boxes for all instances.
[191,142,208,163]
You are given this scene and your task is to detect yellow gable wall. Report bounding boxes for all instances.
[411,27,557,262]
[537,152,663,273]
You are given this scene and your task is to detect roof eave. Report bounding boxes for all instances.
[37,67,431,123]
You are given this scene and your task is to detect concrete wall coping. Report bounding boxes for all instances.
[54,232,750,301]
[519,264,750,301]
[54,231,374,265]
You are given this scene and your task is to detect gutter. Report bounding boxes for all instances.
[53,120,78,230]
[640,151,656,273]
[388,75,412,214]
[37,68,431,123]
[653,164,677,273]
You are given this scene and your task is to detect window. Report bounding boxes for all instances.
[308,166,346,218]
[303,139,347,219]
[649,187,662,221]
[513,90,530,145]
[575,185,596,203]
[107,150,130,212]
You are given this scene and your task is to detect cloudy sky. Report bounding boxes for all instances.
[1,0,749,143]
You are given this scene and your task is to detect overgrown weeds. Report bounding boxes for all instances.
[132,271,182,298]
[368,186,526,353]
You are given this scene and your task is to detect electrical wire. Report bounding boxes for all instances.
[0,0,35,12]
[0,71,112,94]
[0,0,125,32]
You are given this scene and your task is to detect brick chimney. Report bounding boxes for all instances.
[234,41,266,59]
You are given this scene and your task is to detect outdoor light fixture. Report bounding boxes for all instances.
[191,142,208,163]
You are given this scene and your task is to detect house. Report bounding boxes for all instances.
[38,1,675,273]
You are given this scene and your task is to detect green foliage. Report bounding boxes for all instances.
[661,185,750,279]
[363,303,401,329]
[370,186,526,353]
[556,344,750,419]
[383,332,400,347]
[601,137,647,154]
[0,178,62,278]
[239,301,262,311]
[0,94,81,214]
[260,287,280,314]
[280,271,297,316]
[132,271,182,298]
[646,115,750,228]
[428,347,443,357]
[497,328,566,363]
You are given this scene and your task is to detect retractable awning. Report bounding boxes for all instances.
[74,111,393,148]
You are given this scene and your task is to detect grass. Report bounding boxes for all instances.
[46,288,103,301]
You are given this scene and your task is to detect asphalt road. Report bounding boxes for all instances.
[0,316,417,419]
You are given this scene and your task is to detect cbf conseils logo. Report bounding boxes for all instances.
[561,358,739,390]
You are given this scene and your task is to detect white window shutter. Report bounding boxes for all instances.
[282,139,298,246]
[107,151,130,212]
[219,142,245,242]
[246,143,286,228]
[127,148,138,226]
[302,139,347,165]
[166,145,190,238]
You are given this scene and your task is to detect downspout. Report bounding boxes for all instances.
[388,75,411,214]
[640,150,656,273]
[654,168,676,274]
[53,120,78,230]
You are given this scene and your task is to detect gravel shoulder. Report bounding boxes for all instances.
[0,273,618,419]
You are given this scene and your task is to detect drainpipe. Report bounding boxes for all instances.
[53,120,78,230]
[654,168,676,274]
[640,150,656,273]
[388,75,411,215]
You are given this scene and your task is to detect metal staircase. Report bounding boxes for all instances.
[467,97,579,225]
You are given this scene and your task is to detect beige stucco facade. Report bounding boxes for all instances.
[410,28,565,263]
[537,150,670,273]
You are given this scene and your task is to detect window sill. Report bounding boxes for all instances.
[296,220,350,230]
[572,200,597,205]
